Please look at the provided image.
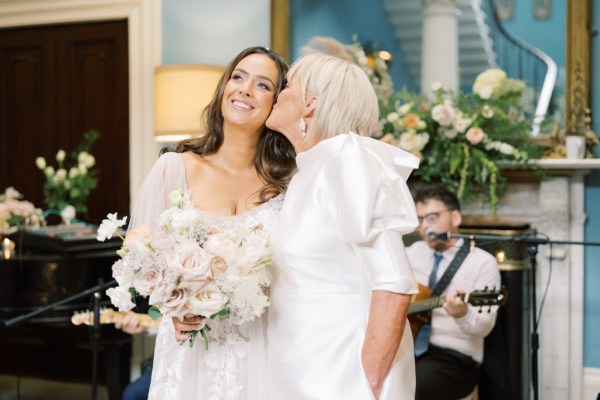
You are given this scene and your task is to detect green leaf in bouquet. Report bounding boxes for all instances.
[211,308,230,319]
[148,305,163,321]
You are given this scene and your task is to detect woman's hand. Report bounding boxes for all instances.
[362,291,412,399]
[172,315,205,342]
[115,311,147,335]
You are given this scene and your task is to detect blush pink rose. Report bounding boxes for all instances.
[466,127,486,145]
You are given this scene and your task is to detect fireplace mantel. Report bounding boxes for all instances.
[534,158,600,171]
[462,158,600,400]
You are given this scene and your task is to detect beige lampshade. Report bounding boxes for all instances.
[154,64,225,142]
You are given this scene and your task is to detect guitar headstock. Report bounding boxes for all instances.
[465,286,508,309]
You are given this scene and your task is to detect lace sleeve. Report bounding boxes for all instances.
[128,152,186,233]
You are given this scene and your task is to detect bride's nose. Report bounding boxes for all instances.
[238,80,253,97]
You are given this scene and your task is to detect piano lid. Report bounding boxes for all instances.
[17,223,122,255]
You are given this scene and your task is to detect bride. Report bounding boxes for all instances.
[127,46,295,400]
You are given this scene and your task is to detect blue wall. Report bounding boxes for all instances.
[289,0,416,91]
[501,0,566,69]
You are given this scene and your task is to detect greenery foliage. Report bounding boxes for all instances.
[36,130,100,214]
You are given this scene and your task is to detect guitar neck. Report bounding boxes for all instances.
[409,295,451,315]
[409,287,506,315]
[71,309,160,328]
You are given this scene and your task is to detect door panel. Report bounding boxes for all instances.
[0,20,129,224]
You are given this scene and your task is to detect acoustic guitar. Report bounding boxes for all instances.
[408,283,507,339]
[71,308,161,328]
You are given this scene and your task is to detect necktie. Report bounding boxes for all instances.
[414,252,444,357]
[428,252,443,289]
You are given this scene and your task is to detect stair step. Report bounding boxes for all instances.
[383,0,496,85]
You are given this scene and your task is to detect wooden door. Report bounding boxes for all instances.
[0,20,130,224]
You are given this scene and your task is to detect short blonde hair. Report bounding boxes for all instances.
[288,53,379,142]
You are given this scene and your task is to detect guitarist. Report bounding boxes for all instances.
[406,185,501,400]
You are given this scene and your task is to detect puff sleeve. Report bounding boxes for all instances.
[128,152,186,233]
[324,133,420,294]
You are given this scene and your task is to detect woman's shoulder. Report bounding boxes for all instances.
[144,151,186,188]
[341,133,420,175]
[153,151,184,168]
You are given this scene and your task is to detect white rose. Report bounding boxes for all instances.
[499,142,515,155]
[69,167,80,178]
[36,157,46,170]
[166,241,214,291]
[386,112,399,122]
[481,105,495,119]
[151,287,187,319]
[106,286,135,311]
[453,115,472,133]
[44,166,55,177]
[56,149,66,162]
[188,289,228,319]
[431,104,457,127]
[55,168,67,182]
[61,205,76,224]
[203,234,237,257]
[397,103,413,115]
[399,132,428,152]
[115,273,135,289]
[473,68,506,99]
[133,265,162,297]
[85,154,96,168]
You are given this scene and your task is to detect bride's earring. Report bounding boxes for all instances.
[299,118,307,138]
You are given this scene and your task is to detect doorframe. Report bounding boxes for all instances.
[0,0,161,206]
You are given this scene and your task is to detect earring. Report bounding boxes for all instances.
[299,118,307,138]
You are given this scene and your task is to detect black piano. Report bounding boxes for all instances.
[0,225,131,400]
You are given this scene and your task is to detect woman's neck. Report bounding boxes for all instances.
[215,126,261,172]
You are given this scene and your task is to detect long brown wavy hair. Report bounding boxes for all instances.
[163,46,296,203]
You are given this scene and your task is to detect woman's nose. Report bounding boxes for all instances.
[238,81,253,96]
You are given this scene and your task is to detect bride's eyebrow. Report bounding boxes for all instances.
[234,67,276,88]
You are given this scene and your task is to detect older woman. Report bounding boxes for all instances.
[265,53,420,399]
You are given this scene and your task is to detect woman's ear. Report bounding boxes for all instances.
[303,96,319,118]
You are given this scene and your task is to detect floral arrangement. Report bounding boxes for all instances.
[375,68,541,211]
[97,190,272,349]
[0,187,45,235]
[36,130,100,216]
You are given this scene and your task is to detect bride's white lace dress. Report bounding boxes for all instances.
[129,152,282,400]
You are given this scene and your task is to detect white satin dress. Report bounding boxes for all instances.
[267,133,420,400]
[128,152,283,400]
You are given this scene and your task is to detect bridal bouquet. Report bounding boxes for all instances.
[97,190,272,348]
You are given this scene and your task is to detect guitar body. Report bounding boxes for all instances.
[408,283,433,339]
[407,284,508,342]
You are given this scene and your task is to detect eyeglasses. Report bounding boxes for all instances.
[417,209,452,225]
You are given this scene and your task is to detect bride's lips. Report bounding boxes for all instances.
[231,99,254,110]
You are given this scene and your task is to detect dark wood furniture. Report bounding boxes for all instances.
[0,229,130,400]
